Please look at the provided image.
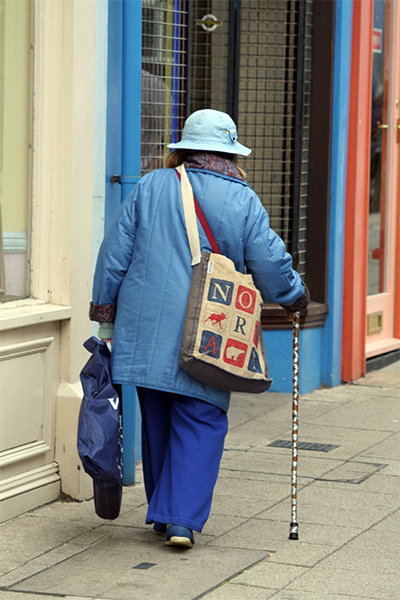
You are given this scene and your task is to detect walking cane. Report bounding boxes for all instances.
[288,310,300,540]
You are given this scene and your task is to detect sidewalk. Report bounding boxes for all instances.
[1,362,399,600]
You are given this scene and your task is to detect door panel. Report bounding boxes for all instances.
[366,0,400,357]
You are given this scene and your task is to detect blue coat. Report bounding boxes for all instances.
[92,167,304,412]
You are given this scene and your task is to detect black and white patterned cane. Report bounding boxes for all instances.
[289,311,300,540]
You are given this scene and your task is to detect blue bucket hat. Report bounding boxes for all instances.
[167,109,251,156]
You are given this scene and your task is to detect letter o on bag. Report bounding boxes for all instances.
[235,285,256,314]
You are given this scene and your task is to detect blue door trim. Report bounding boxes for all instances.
[105,0,142,485]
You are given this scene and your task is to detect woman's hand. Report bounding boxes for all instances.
[101,338,112,351]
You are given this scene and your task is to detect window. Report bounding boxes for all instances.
[0,0,33,301]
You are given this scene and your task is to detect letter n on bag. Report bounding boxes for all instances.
[207,278,234,305]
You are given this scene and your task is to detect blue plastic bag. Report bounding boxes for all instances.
[77,337,123,519]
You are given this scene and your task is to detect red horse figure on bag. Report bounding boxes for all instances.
[205,312,227,329]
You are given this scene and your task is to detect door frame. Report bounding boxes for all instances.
[342,0,400,382]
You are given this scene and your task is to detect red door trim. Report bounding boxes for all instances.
[342,0,374,383]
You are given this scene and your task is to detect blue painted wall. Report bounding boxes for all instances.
[321,0,353,387]
[264,328,322,395]
[265,0,353,394]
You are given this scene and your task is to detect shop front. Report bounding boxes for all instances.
[0,0,97,521]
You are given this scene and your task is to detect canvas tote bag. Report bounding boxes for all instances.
[177,164,272,393]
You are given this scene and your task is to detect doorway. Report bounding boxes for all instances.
[366,0,400,358]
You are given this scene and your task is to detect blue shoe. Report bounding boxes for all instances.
[165,525,194,548]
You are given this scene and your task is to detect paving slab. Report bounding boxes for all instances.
[224,399,337,450]
[209,491,284,520]
[258,423,394,461]
[264,592,384,600]
[354,363,400,389]
[9,535,269,600]
[314,470,400,494]
[312,460,389,483]
[359,431,400,460]
[105,502,147,529]
[365,458,400,476]
[340,509,400,552]
[218,449,345,480]
[315,544,399,575]
[213,475,293,501]
[201,581,279,599]
[228,392,291,428]
[28,497,103,523]
[0,513,95,574]
[257,481,397,528]
[280,398,340,423]
[208,518,362,549]
[285,561,397,599]
[0,594,90,600]
[230,561,309,589]
[307,395,399,432]
[218,466,314,487]
[300,384,363,403]
[225,418,293,450]
[201,513,249,538]
[266,542,338,567]
[0,544,90,589]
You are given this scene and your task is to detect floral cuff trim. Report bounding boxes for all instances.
[280,283,310,313]
[89,301,116,323]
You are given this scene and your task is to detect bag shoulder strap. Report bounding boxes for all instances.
[176,165,221,265]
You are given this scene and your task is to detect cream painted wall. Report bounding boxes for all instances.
[91,0,108,337]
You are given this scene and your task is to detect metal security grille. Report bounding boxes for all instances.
[189,0,313,279]
[141,0,188,174]
[189,2,232,113]
[292,0,313,277]
[142,0,313,280]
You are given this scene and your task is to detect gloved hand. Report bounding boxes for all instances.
[280,282,310,313]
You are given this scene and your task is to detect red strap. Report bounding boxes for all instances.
[176,169,221,255]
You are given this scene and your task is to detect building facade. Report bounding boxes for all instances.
[0,0,398,522]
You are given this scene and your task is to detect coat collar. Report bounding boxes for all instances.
[183,153,245,181]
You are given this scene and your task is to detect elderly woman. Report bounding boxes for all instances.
[90,109,309,548]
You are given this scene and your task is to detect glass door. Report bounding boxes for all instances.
[366,0,400,357]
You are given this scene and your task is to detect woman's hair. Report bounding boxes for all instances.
[164,149,195,169]
[164,149,246,179]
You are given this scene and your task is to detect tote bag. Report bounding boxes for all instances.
[78,337,123,519]
[177,164,272,393]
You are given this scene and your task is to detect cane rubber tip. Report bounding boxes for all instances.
[289,522,299,540]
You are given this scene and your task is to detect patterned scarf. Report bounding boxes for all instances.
[183,153,245,181]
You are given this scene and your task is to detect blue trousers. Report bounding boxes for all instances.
[137,388,228,533]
